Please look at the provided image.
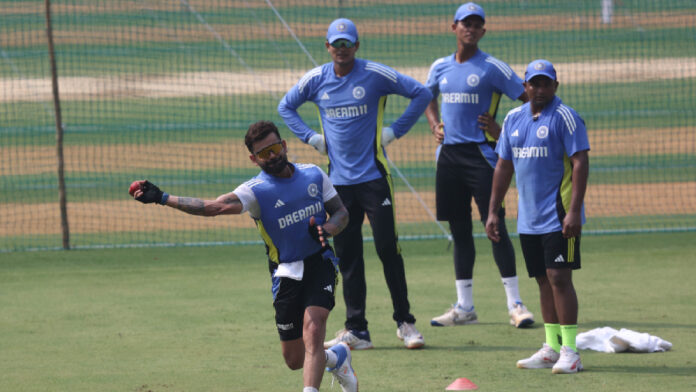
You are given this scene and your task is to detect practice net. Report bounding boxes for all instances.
[1,0,694,251]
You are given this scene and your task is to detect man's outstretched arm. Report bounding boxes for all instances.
[129,180,243,217]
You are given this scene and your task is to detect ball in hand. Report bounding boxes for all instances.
[128,180,143,196]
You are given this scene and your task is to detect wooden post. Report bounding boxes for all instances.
[44,0,70,250]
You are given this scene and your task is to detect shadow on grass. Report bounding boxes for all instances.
[582,319,695,330]
[587,364,696,376]
[368,344,525,352]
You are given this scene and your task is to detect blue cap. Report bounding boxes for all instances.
[454,2,485,23]
[327,18,358,44]
[525,59,557,81]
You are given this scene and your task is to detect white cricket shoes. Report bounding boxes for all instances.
[327,342,359,391]
[396,322,425,349]
[324,328,374,350]
[552,346,584,374]
[509,302,535,328]
[430,305,478,326]
[516,343,560,369]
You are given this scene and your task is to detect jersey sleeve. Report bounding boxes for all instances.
[232,182,261,219]
[278,67,322,143]
[320,168,338,202]
[496,112,514,161]
[487,56,525,101]
[556,106,590,157]
[424,58,444,98]
[372,63,432,138]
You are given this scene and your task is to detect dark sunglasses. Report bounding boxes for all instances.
[254,142,283,159]
[330,39,356,49]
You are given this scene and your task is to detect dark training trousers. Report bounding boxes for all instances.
[333,176,416,331]
[436,143,517,280]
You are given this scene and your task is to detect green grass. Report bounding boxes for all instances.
[1,1,695,248]
[4,28,693,76]
[1,233,695,391]
[3,0,696,76]
[3,152,695,205]
[4,75,695,147]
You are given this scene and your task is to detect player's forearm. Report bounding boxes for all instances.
[323,196,349,236]
[166,195,241,216]
[390,87,433,137]
[278,97,314,142]
[488,159,514,216]
[166,196,210,216]
[568,152,589,213]
[425,99,441,130]
[323,206,348,237]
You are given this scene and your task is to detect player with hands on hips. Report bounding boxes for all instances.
[424,2,533,329]
[129,121,357,392]
[486,59,590,374]
[278,18,431,351]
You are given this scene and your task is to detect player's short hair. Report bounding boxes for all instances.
[245,121,282,153]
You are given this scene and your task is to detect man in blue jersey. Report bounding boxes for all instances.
[129,121,358,392]
[486,60,590,374]
[278,18,432,350]
[424,2,534,329]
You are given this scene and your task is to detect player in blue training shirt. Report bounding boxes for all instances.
[129,121,358,392]
[279,18,432,350]
[424,2,534,329]
[486,60,590,374]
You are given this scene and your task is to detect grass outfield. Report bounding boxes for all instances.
[1,233,695,391]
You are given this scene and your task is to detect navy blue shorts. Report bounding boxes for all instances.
[271,249,338,341]
[436,142,502,222]
[519,231,581,278]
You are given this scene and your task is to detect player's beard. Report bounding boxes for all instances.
[260,155,290,175]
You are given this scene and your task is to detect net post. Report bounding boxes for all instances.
[44,0,70,250]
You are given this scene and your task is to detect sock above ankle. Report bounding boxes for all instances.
[325,349,338,369]
[303,387,319,392]
[455,279,474,310]
[501,276,522,310]
[545,323,562,352]
[560,324,578,351]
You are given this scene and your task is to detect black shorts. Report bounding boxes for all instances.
[271,249,339,341]
[436,142,500,221]
[519,232,581,278]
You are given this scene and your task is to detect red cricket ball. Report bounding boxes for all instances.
[128,180,143,196]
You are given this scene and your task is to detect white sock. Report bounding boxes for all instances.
[455,279,474,311]
[502,276,522,310]
[303,387,319,392]
[325,349,338,369]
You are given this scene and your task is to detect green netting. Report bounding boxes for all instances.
[1,0,695,251]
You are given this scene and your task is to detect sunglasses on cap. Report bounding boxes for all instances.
[330,39,356,49]
[254,142,283,159]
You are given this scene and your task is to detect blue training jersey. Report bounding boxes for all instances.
[425,50,524,144]
[234,163,336,264]
[278,58,432,186]
[497,96,590,234]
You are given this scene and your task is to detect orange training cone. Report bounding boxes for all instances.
[445,377,478,390]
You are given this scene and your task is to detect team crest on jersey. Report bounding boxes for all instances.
[307,183,319,197]
[536,125,549,139]
[467,74,480,87]
[352,86,365,99]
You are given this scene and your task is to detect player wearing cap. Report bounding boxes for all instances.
[129,121,358,391]
[486,60,590,374]
[424,2,534,328]
[278,18,432,350]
